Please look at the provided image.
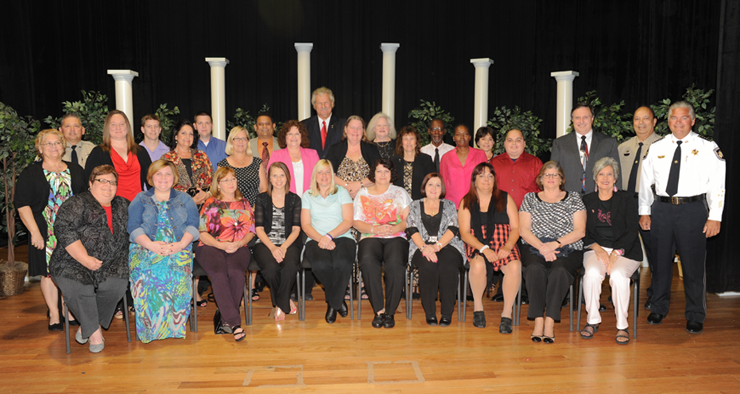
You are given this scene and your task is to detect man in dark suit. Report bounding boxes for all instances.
[301,86,346,159]
[550,103,621,194]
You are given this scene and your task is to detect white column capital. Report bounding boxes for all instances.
[550,70,579,82]
[206,57,230,68]
[294,43,314,53]
[106,69,139,82]
[380,43,400,53]
[470,58,494,68]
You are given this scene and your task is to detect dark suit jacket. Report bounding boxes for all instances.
[550,131,621,194]
[325,140,381,180]
[391,154,436,200]
[582,190,643,262]
[302,115,346,159]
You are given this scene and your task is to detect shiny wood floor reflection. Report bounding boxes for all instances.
[1,244,740,393]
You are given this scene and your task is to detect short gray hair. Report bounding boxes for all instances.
[592,157,620,183]
[311,86,335,106]
[668,101,695,120]
[365,112,396,141]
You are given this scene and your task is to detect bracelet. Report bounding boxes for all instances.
[479,245,490,253]
[326,233,333,240]
[556,239,562,246]
[435,241,443,251]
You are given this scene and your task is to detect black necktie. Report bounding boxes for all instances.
[434,147,440,171]
[627,142,643,194]
[666,141,682,197]
[71,145,78,165]
[580,136,588,193]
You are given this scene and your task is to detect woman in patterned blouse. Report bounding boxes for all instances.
[391,126,435,201]
[195,167,256,342]
[325,115,381,199]
[519,161,586,344]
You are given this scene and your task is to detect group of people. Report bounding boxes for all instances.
[16,84,725,352]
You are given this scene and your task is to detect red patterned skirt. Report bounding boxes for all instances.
[465,224,521,270]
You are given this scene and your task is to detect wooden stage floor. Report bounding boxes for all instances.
[1,245,740,393]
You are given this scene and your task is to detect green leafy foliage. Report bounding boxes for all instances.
[407,100,456,146]
[154,104,180,144]
[651,84,715,139]
[227,108,257,139]
[568,91,632,143]
[0,103,40,264]
[487,106,551,157]
[43,90,109,145]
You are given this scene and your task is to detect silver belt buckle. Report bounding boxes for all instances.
[427,236,438,243]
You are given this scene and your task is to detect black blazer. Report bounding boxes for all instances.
[302,115,346,159]
[582,190,643,261]
[391,154,436,200]
[325,140,381,179]
[254,191,302,238]
[550,131,621,194]
[85,145,153,191]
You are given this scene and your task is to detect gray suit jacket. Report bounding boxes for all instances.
[550,131,621,194]
[249,137,280,158]
[617,133,662,191]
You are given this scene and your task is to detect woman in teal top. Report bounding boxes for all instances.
[301,159,356,324]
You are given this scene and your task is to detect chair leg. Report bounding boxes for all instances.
[569,284,574,332]
[243,282,249,326]
[577,277,584,332]
[349,274,354,320]
[297,270,304,322]
[633,277,639,339]
[406,267,413,320]
[64,303,71,354]
[457,271,462,322]
[247,272,253,326]
[357,266,362,320]
[462,269,469,323]
[514,281,521,326]
[192,278,198,333]
[123,297,131,343]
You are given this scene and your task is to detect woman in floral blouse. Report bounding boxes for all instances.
[195,167,256,342]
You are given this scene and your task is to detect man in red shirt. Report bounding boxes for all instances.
[490,129,543,208]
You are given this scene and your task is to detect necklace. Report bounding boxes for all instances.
[376,140,392,148]
[425,198,440,216]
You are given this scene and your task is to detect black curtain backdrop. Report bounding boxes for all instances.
[2,0,736,291]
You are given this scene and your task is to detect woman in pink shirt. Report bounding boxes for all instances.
[440,125,488,208]
[268,120,319,197]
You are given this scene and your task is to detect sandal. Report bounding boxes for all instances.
[207,293,216,303]
[344,286,351,300]
[275,308,286,321]
[251,289,260,302]
[233,326,246,342]
[114,308,123,320]
[196,299,207,308]
[289,301,297,315]
[580,323,600,339]
[360,285,368,300]
[616,329,630,345]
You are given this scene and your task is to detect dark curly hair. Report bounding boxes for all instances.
[277,120,311,149]
[367,158,399,183]
[169,119,199,150]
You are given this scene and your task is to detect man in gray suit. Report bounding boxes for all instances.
[249,112,280,164]
[550,103,621,194]
[619,106,662,310]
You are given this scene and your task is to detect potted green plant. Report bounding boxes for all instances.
[487,105,551,158]
[44,90,109,145]
[0,103,39,296]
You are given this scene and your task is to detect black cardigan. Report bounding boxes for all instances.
[325,140,381,178]
[582,190,643,261]
[391,153,436,200]
[84,145,152,190]
[14,160,87,271]
[254,191,302,239]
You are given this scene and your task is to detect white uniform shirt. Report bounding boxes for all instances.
[420,143,455,159]
[639,131,726,221]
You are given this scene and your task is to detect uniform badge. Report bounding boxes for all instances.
[692,149,698,156]
[657,155,665,159]
[714,147,725,161]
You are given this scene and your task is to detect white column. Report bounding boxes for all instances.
[295,43,313,121]
[550,71,580,138]
[107,69,139,134]
[380,43,400,122]
[205,57,230,140]
[470,59,494,134]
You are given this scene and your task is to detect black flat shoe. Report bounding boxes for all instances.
[68,319,80,327]
[599,303,607,312]
[521,294,529,305]
[304,293,314,301]
[499,317,513,334]
[531,334,542,343]
[439,316,452,327]
[48,323,63,332]
[325,305,337,324]
[337,302,348,318]
[491,294,504,302]
[372,313,385,328]
[644,298,653,310]
[647,312,665,325]
[426,316,438,326]
[383,314,395,328]
[543,335,555,344]
[686,320,703,334]
[473,311,486,328]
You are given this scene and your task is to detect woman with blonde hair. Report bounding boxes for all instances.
[218,125,267,206]
[301,160,356,324]
[366,112,397,159]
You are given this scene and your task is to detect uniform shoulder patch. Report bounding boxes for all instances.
[698,134,712,142]
[714,147,724,161]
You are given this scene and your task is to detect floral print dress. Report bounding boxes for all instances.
[43,169,73,268]
[129,200,193,343]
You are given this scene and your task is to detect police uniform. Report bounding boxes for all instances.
[619,132,663,302]
[639,131,725,323]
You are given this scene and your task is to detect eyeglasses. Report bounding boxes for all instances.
[232,137,248,142]
[542,174,561,179]
[42,141,63,147]
[430,127,443,132]
[94,178,118,186]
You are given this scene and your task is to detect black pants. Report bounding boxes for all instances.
[651,200,708,322]
[412,246,463,319]
[253,242,301,313]
[521,246,582,321]
[305,238,356,310]
[358,237,409,315]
